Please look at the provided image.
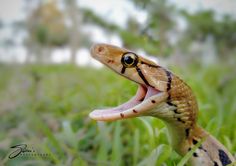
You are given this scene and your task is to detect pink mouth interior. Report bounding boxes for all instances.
[90,85,160,117]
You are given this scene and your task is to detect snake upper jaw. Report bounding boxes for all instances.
[89,84,167,121]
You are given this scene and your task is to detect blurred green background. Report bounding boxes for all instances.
[0,0,236,165]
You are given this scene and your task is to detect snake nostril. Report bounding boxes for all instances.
[97,46,104,53]
[90,44,107,57]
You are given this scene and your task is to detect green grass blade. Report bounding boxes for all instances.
[137,144,172,166]
[111,121,122,166]
[177,138,205,166]
[133,129,140,165]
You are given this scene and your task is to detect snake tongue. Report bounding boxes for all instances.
[89,84,160,121]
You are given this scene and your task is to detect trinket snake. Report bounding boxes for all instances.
[89,44,235,165]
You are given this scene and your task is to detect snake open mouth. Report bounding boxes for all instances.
[89,84,161,121]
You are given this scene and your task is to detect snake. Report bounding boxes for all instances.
[89,43,235,166]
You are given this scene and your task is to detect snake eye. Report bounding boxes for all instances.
[121,52,138,67]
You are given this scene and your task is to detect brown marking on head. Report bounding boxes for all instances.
[120,113,124,118]
[107,59,114,64]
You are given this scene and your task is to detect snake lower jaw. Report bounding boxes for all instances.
[89,84,167,121]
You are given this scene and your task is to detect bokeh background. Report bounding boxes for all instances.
[0,0,236,165]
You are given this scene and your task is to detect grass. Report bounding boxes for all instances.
[0,62,235,166]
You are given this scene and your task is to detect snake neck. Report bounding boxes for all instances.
[149,74,235,165]
[148,74,199,153]
[166,74,199,154]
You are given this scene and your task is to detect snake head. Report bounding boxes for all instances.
[89,43,177,121]
[89,43,170,121]
[90,44,169,90]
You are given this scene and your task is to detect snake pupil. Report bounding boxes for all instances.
[124,56,134,64]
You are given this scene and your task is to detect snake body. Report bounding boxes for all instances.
[89,44,235,165]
